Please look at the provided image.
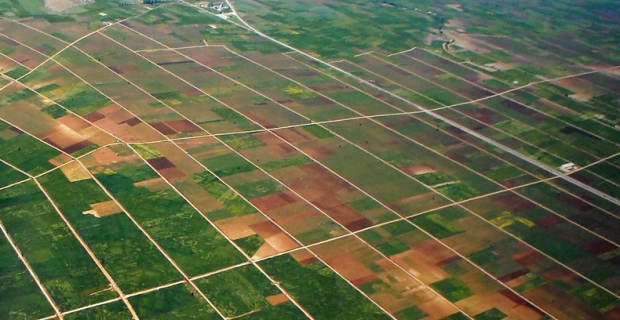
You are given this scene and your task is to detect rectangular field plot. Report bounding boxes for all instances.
[516,182,620,243]
[258,54,402,117]
[176,136,347,246]
[324,119,502,201]
[312,235,461,319]
[133,139,305,258]
[0,82,116,158]
[76,33,305,132]
[377,114,540,188]
[102,24,167,52]
[82,145,247,276]
[388,54,493,101]
[462,193,620,296]
[218,131,398,231]
[274,126,453,216]
[345,55,469,107]
[0,54,29,80]
[196,264,306,318]
[51,47,209,141]
[331,59,446,111]
[258,250,392,320]
[0,232,55,319]
[129,283,219,320]
[359,220,548,319]
[401,49,490,84]
[0,19,65,57]
[408,206,620,319]
[0,118,63,175]
[0,181,117,311]
[20,61,115,117]
[39,168,181,294]
[0,33,48,69]
[142,48,311,128]
[177,48,368,121]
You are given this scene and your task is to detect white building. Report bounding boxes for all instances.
[559,162,578,173]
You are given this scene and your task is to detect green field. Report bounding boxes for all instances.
[39,169,181,293]
[130,284,219,319]
[197,265,305,318]
[259,253,391,319]
[97,165,247,276]
[0,181,117,310]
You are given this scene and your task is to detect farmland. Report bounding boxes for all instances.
[0,0,619,319]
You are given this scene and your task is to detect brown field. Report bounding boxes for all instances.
[313,236,459,318]
[85,200,122,218]
[266,293,289,306]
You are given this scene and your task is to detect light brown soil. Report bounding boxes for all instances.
[264,233,299,252]
[403,163,436,175]
[45,0,92,13]
[266,293,289,306]
[83,200,122,218]
[323,254,375,283]
[60,161,90,182]
[133,177,169,192]
[291,249,318,266]
[252,242,278,260]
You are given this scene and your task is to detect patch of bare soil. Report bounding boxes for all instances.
[83,200,122,218]
[45,0,93,12]
[60,161,90,182]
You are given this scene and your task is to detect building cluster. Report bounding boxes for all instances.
[197,2,230,12]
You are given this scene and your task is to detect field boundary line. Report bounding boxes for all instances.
[34,179,140,319]
[0,219,63,319]
[0,5,162,92]
[73,157,229,320]
[96,26,391,318]
[279,51,620,301]
[114,23,479,318]
[51,29,315,319]
[225,0,620,207]
[387,46,416,57]
[220,46,563,318]
[349,54,620,221]
[0,51,32,70]
[398,50,620,161]
[133,44,209,53]
[223,0,620,307]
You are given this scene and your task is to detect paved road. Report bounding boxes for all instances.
[223,0,620,207]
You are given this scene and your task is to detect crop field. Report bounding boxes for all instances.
[0,0,620,319]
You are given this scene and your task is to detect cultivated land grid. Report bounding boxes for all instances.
[0,23,612,320]
[0,3,619,319]
[0,8,616,316]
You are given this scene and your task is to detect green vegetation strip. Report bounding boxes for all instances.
[192,171,257,217]
[258,254,391,319]
[40,170,180,293]
[98,167,246,276]
[129,284,219,320]
[0,121,60,175]
[197,265,306,318]
[0,231,54,319]
[0,181,116,310]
